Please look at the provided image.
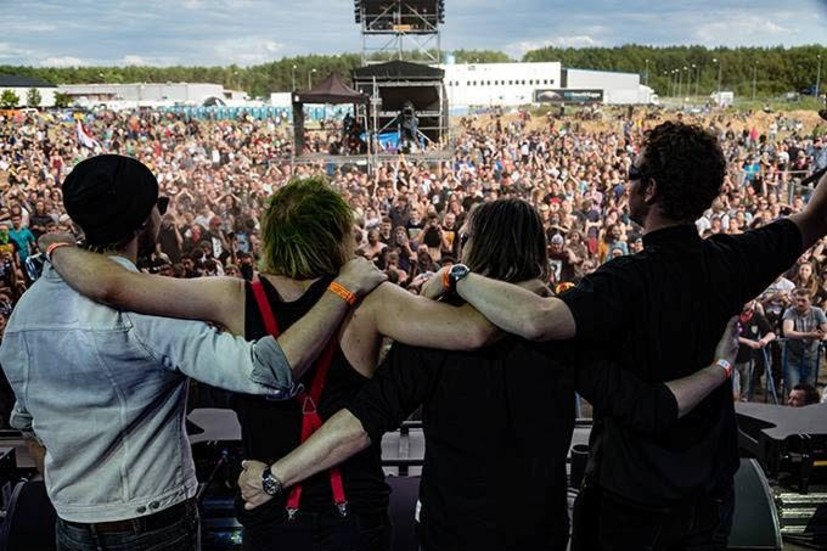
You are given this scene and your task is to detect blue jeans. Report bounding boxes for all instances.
[56,500,199,551]
[783,349,818,391]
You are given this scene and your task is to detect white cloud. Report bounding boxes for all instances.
[39,56,89,67]
[122,55,148,66]
[209,38,285,66]
[506,35,602,58]
[694,14,790,45]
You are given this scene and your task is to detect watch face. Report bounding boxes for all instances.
[262,469,281,496]
[451,264,469,280]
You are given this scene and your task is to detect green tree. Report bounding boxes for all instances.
[53,92,72,108]
[0,90,20,108]
[26,88,42,108]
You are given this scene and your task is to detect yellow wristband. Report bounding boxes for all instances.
[328,281,357,306]
[45,242,73,263]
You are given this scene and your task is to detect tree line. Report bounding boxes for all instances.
[0,45,823,100]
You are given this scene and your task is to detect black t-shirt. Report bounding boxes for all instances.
[232,277,389,527]
[735,311,773,364]
[561,219,803,505]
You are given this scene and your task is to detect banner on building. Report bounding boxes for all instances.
[534,89,603,104]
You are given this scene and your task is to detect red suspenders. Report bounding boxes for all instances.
[250,280,348,519]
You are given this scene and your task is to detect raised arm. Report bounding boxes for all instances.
[790,170,827,249]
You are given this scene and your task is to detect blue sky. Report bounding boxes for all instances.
[1,0,825,67]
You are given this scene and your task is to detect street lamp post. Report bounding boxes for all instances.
[713,57,722,93]
[692,64,699,96]
[678,67,683,98]
[307,68,317,90]
[291,65,297,91]
[644,58,649,86]
[752,61,758,102]
[817,54,823,99]
[684,66,690,99]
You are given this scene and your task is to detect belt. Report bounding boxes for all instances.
[65,497,195,534]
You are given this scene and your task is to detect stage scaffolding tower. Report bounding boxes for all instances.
[354,0,445,65]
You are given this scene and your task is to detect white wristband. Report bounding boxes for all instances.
[715,358,733,379]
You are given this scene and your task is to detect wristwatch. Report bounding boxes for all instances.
[261,466,284,497]
[448,263,471,293]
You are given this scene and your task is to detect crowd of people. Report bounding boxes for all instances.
[1,104,826,410]
[1,100,827,551]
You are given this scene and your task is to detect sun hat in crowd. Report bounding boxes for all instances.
[62,155,159,246]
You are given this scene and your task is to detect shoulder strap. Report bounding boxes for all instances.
[251,280,279,337]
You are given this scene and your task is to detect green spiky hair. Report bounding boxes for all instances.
[259,176,354,279]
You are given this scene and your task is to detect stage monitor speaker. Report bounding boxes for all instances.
[728,458,782,550]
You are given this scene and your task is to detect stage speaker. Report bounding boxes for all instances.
[728,458,782,550]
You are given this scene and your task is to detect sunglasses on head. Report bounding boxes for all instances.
[460,232,469,247]
[157,196,169,216]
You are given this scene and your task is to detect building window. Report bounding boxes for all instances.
[509,80,513,85]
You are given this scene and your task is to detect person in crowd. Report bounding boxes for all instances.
[48,176,501,551]
[786,383,821,407]
[734,300,776,401]
[781,287,827,390]
[236,198,739,551]
[430,122,827,549]
[2,156,387,551]
[791,261,821,298]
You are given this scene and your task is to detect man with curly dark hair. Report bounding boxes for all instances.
[434,120,827,549]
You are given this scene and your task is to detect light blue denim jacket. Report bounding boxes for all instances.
[0,257,296,523]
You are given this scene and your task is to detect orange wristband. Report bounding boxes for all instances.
[328,281,357,306]
[45,242,73,263]
[441,269,451,291]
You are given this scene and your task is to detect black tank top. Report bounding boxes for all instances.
[233,276,389,526]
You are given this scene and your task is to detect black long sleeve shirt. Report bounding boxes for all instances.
[348,334,679,551]
[560,219,802,505]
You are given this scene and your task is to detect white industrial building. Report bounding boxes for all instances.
[58,83,247,109]
[0,75,58,108]
[440,62,655,107]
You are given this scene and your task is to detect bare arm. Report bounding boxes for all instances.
[663,315,739,416]
[365,282,498,350]
[451,271,575,341]
[238,408,368,510]
[790,170,827,250]
[50,246,246,332]
[50,247,388,379]
[782,318,814,340]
